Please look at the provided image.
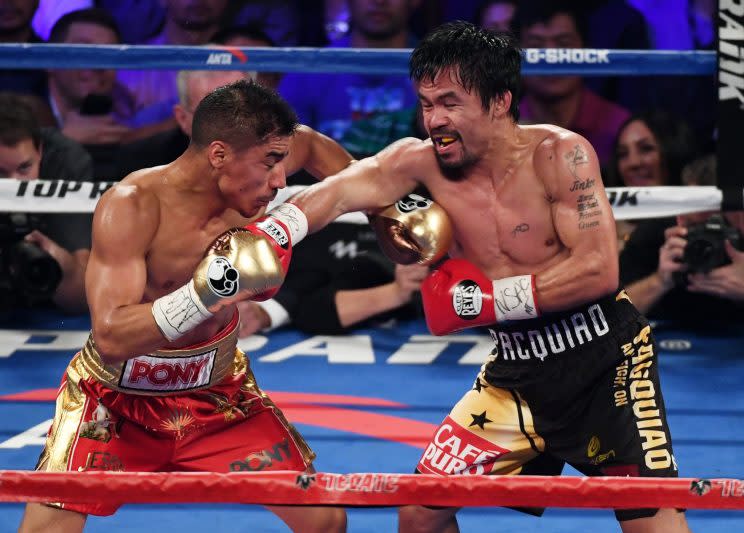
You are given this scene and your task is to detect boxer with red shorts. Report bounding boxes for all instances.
[37,313,313,517]
[20,80,351,533]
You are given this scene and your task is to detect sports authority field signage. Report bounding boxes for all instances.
[0,328,493,364]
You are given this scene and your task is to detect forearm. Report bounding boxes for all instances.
[624,273,672,313]
[535,251,618,312]
[288,176,357,233]
[335,283,407,328]
[93,302,175,362]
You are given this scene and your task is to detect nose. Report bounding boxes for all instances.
[624,148,643,169]
[269,164,286,190]
[426,107,449,131]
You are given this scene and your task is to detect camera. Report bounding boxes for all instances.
[679,214,742,277]
[0,213,62,315]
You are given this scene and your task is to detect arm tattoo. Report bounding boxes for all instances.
[564,144,589,178]
[511,223,529,237]
[576,193,602,230]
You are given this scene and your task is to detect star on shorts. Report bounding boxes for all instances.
[469,410,492,430]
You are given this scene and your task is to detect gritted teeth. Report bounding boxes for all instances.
[434,135,458,147]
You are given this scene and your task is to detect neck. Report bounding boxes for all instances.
[170,149,226,218]
[524,89,582,128]
[477,120,527,178]
[163,20,216,45]
[350,30,408,48]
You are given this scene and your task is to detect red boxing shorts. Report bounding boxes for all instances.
[35,317,314,516]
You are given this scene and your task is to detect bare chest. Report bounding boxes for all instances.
[430,176,562,276]
[144,216,246,300]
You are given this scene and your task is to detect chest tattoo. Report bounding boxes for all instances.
[511,223,530,237]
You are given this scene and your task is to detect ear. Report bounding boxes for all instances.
[491,90,512,119]
[207,141,227,169]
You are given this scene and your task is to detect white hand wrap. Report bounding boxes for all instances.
[492,274,540,322]
[151,280,213,342]
[261,203,308,244]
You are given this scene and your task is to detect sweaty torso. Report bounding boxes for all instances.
[131,169,251,347]
[417,125,567,278]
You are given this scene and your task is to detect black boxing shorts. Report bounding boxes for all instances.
[416,289,680,522]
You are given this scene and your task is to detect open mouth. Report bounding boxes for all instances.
[432,134,459,153]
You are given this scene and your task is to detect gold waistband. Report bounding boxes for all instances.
[78,320,240,396]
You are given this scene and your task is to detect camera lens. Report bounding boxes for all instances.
[9,241,62,296]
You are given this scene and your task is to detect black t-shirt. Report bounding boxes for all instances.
[619,217,744,327]
[39,127,94,181]
[274,222,422,334]
[113,127,190,180]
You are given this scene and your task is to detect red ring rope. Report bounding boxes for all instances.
[1,471,741,509]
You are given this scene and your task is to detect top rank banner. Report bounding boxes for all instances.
[0,180,727,221]
[717,1,744,190]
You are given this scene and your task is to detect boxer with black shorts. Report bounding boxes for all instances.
[19,80,351,533]
[259,21,690,533]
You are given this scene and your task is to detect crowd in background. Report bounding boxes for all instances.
[1,0,742,332]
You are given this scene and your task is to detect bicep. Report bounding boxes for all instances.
[86,189,157,329]
[548,139,618,257]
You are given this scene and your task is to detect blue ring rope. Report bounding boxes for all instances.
[0,44,715,76]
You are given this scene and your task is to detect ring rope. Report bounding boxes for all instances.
[0,471,740,509]
[0,180,739,221]
[0,44,716,75]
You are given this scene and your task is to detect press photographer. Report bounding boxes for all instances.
[0,213,62,316]
[0,93,94,316]
[620,155,744,327]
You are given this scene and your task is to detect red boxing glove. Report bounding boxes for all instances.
[421,258,540,335]
[244,203,308,300]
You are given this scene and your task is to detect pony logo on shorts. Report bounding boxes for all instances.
[395,193,432,214]
[120,349,216,392]
[207,257,239,297]
[418,416,510,476]
[452,280,483,319]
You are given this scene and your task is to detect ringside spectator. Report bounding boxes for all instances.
[116,0,229,125]
[513,0,631,167]
[278,0,421,143]
[0,93,93,314]
[620,154,744,328]
[0,0,47,101]
[609,110,699,251]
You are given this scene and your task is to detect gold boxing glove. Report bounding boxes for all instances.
[152,228,286,342]
[370,193,453,265]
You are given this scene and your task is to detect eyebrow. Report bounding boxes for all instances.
[265,150,288,161]
[419,91,460,102]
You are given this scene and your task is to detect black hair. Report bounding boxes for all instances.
[410,21,522,120]
[191,79,298,150]
[610,109,699,186]
[0,93,41,148]
[48,8,122,43]
[511,0,588,44]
